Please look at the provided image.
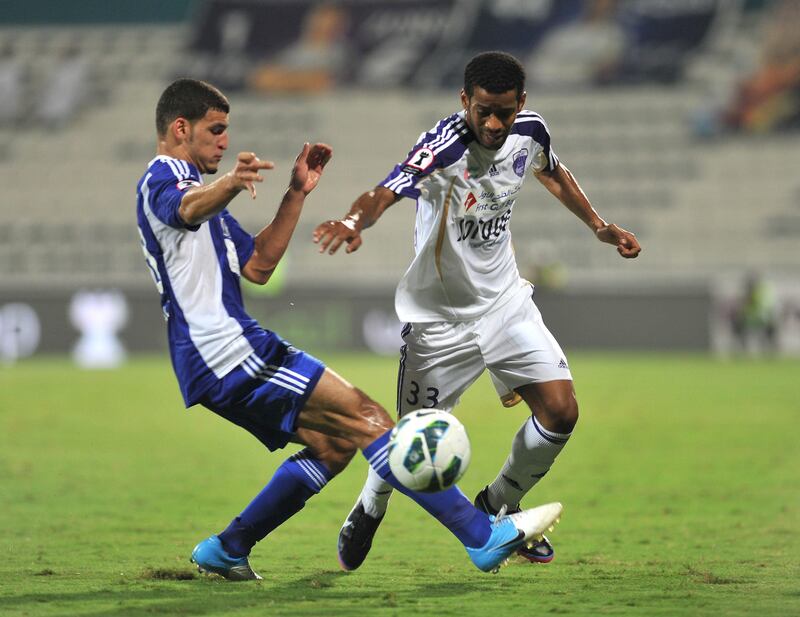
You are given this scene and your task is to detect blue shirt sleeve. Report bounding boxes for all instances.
[220,210,255,268]
[146,160,202,231]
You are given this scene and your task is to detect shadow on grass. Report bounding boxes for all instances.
[0,568,487,616]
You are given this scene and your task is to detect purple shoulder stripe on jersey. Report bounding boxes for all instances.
[512,111,559,172]
[380,113,473,199]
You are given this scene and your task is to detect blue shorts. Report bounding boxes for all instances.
[197,331,325,451]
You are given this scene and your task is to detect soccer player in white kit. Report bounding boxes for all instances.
[314,51,641,570]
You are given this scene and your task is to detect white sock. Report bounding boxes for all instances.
[359,465,394,518]
[487,415,571,511]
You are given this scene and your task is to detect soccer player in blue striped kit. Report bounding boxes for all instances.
[136,78,562,579]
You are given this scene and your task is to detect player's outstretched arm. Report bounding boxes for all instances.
[178,152,275,226]
[313,186,400,254]
[243,143,332,285]
[535,163,641,259]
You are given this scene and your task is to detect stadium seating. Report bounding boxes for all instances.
[0,8,797,291]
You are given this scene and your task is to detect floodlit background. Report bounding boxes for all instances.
[1,4,799,615]
[0,0,798,362]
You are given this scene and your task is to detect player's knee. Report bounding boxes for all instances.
[349,388,394,440]
[539,393,579,433]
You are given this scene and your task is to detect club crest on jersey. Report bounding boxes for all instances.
[176,179,201,191]
[464,192,477,211]
[402,147,435,175]
[512,148,528,177]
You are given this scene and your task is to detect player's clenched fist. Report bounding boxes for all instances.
[230,152,275,199]
[595,223,641,259]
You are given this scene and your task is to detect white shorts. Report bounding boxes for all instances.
[396,282,572,415]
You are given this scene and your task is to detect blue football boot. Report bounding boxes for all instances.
[466,502,562,573]
[475,486,555,563]
[190,535,262,581]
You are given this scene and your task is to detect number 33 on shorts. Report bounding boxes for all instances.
[403,379,440,410]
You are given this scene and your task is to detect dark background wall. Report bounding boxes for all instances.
[0,286,711,360]
[1,1,197,23]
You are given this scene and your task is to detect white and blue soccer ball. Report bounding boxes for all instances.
[387,409,471,492]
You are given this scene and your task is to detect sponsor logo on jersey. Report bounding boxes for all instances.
[512,148,528,177]
[479,184,521,203]
[456,209,512,242]
[176,179,201,191]
[464,192,477,211]
[402,147,435,176]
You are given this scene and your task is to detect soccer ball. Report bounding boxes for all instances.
[387,409,471,492]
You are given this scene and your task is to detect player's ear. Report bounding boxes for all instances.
[460,89,469,110]
[172,117,190,140]
[517,90,527,111]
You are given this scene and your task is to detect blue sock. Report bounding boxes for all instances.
[363,430,490,548]
[218,448,332,557]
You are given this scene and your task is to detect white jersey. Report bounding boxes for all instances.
[380,109,559,322]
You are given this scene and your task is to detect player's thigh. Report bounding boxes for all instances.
[297,367,393,446]
[481,287,572,392]
[397,321,485,415]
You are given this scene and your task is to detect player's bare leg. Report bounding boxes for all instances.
[295,368,393,447]
[301,369,563,573]
[478,379,577,563]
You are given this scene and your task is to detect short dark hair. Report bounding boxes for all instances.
[155,78,229,136]
[464,51,526,100]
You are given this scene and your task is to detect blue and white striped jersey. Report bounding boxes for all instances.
[380,109,559,322]
[136,155,265,406]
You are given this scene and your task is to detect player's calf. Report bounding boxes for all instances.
[296,427,357,475]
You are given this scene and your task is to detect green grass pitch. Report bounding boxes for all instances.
[1,353,798,616]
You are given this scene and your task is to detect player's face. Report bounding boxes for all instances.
[185,109,229,174]
[461,86,526,150]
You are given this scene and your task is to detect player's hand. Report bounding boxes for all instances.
[312,216,363,254]
[290,142,333,195]
[595,223,641,258]
[231,152,275,199]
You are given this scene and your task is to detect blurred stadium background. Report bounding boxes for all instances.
[0,0,798,365]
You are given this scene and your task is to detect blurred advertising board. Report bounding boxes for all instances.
[185,0,719,91]
[187,0,458,90]
[0,285,713,363]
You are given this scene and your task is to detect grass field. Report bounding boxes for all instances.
[1,353,799,616]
